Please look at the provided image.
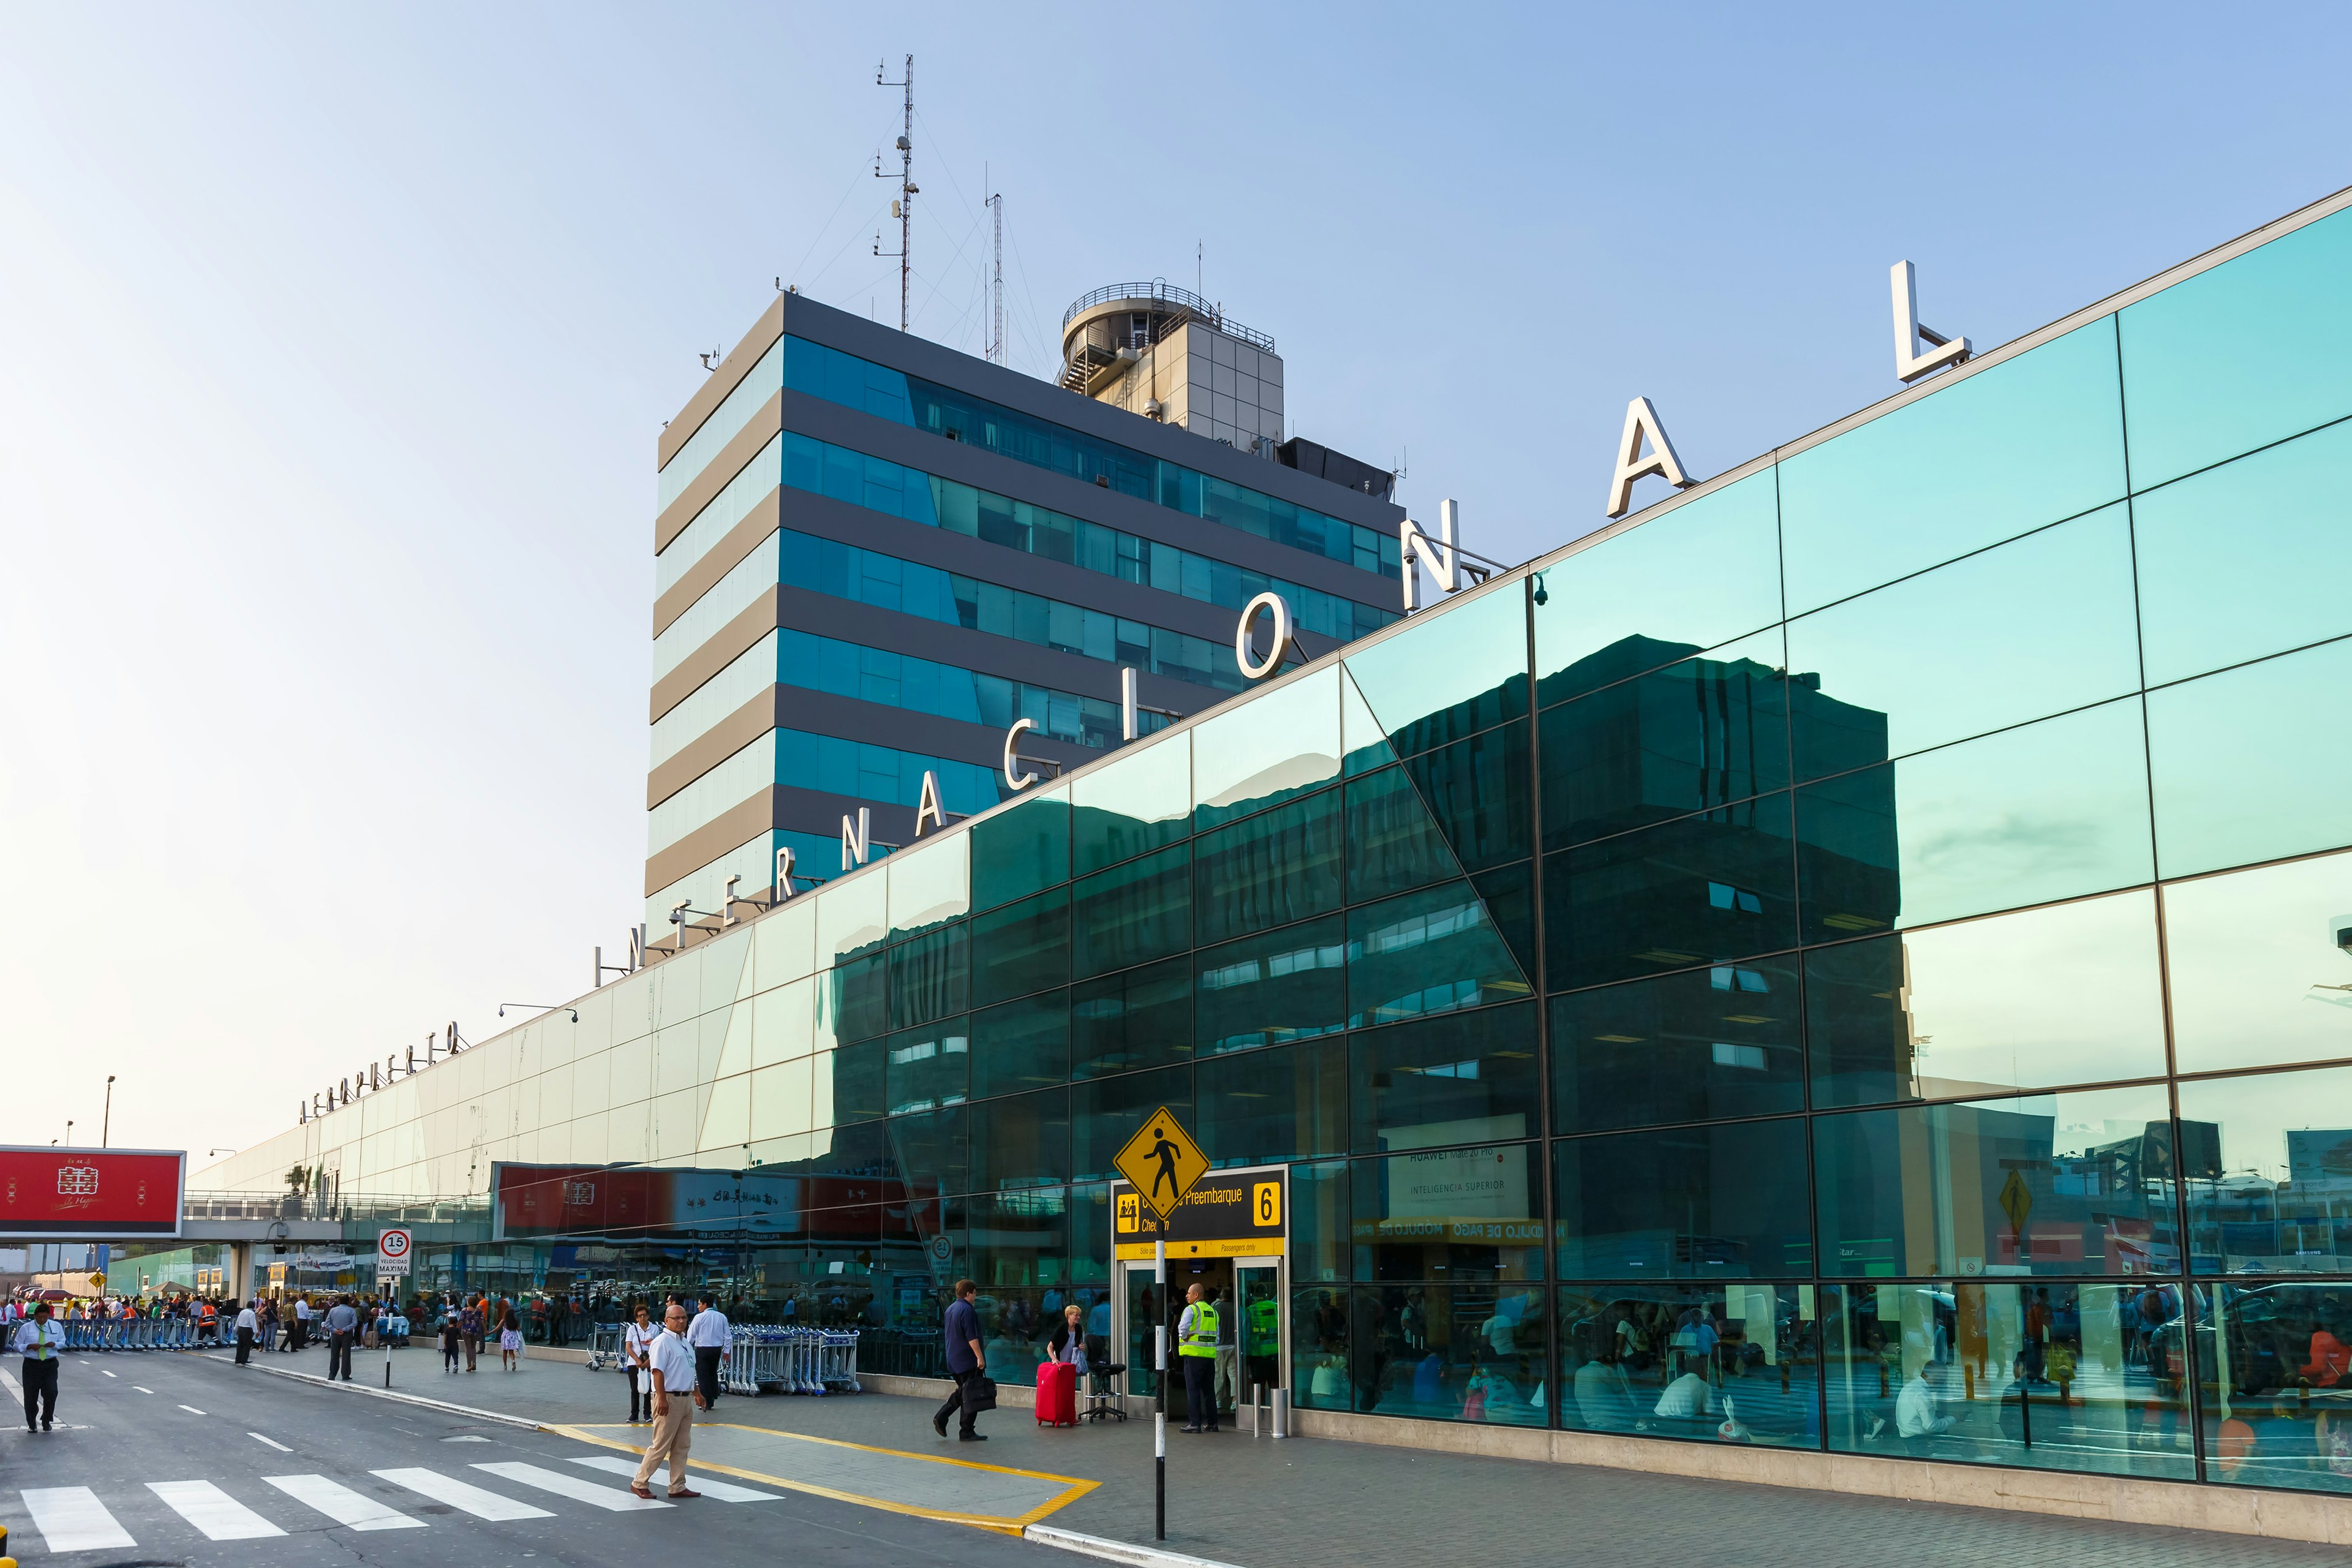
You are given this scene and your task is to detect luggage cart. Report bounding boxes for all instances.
[586,1322,627,1372]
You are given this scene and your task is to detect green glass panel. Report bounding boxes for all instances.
[1194,913,1347,1057]
[2120,206,2352,490]
[1785,504,2142,779]
[1403,718,1531,873]
[1071,957,1193,1080]
[1349,1000,1539,1155]
[1072,729,1189,875]
[1532,469,1783,707]
[886,922,968,1029]
[2162,848,2352,1074]
[2177,1064,2352,1275]
[1192,787,1343,946]
[1542,793,1798,993]
[753,899,816,989]
[1343,764,1463,905]
[1553,1118,1812,1278]
[1340,666,1398,775]
[1356,1281,1549,1425]
[2195,1280,2352,1490]
[1344,581,1528,759]
[1070,1062,1193,1182]
[889,1106,968,1195]
[1550,958,1804,1134]
[970,785,1070,913]
[1471,861,1536,983]
[1191,666,1341,830]
[968,887,1069,1007]
[1194,1038,1348,1167]
[2135,421,2352,687]
[1072,842,1191,979]
[830,1038,886,1124]
[1779,318,2126,616]
[1795,698,2154,942]
[1352,1143,1544,1280]
[969,989,1071,1099]
[828,951,889,1044]
[888,829,968,938]
[885,1018,970,1114]
[1289,1159,1350,1283]
[963,1187,1071,1286]
[967,1088,1072,1193]
[2149,638,2352,879]
[1805,891,2165,1110]
[1346,878,1531,1029]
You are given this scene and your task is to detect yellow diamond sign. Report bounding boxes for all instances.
[1114,1106,1209,1219]
[1999,1169,2034,1237]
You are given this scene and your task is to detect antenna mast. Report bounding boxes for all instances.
[874,56,914,332]
[989,187,1005,366]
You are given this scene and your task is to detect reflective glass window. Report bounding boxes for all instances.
[889,1106,968,1195]
[2134,421,2352,688]
[1350,1001,1539,1155]
[1558,1284,1820,1448]
[1403,719,1530,875]
[830,1038,886,1125]
[1073,842,1191,979]
[1343,764,1462,905]
[1551,959,1804,1135]
[700,1072,751,1155]
[1814,1084,2177,1278]
[1784,505,2141,780]
[2119,205,2352,489]
[1292,1284,1354,1411]
[1290,1159,1350,1284]
[1553,1118,1812,1280]
[1347,878,1531,1029]
[748,1058,814,1140]
[1795,698,2154,943]
[886,1019,970,1114]
[1825,1281,2192,1480]
[1341,667,1397,775]
[828,952,888,1045]
[1353,1144,1544,1282]
[1351,1282,1549,1426]
[1193,788,1342,946]
[2149,639,2352,880]
[1344,582,1529,759]
[1071,957,1193,1080]
[1540,629,1789,852]
[1533,470,1783,709]
[1779,318,2126,616]
[1194,914,1347,1057]
[1472,860,1537,984]
[888,831,968,938]
[1806,891,2167,1109]
[1543,793,1798,994]
[1072,730,1190,875]
[1070,1062,1193,1182]
[2164,850,2352,1075]
[970,785,1069,913]
[818,868,889,964]
[888,922,968,1030]
[968,887,1069,1008]
[2195,1281,2352,1492]
[1194,1038,1348,1167]
[967,1088,1072,1193]
[753,899,816,990]
[1189,666,1341,831]
[2176,1065,2352,1275]
[969,989,1069,1100]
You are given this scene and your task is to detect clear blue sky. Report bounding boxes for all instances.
[4,1,2346,1159]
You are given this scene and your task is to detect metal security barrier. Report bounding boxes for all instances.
[586,1322,627,1372]
[723,1327,861,1396]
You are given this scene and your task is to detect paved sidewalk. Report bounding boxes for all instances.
[202,1352,2349,1568]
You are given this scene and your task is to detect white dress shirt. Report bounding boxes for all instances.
[647,1327,696,1393]
[13,1321,64,1359]
[685,1306,731,1349]
[236,1306,259,1333]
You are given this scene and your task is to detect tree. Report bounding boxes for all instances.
[284,1166,309,1195]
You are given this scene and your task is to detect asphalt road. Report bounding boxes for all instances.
[0,1348,1046,1567]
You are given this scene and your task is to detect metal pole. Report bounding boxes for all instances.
[102,1076,115,1147]
[1155,1237,1166,1542]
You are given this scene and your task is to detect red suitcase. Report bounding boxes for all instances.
[1035,1360,1078,1427]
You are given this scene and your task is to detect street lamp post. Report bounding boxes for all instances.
[102,1076,116,1147]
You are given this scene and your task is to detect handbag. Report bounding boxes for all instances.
[968,1375,1000,1413]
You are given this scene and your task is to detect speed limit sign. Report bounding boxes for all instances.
[376,1227,413,1275]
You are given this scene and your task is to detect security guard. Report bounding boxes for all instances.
[1176,1282,1221,1433]
[15,1302,65,1431]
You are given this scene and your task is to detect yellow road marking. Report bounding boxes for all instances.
[538,1422,1096,1534]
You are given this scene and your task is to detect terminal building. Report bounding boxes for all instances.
[195,190,2352,1512]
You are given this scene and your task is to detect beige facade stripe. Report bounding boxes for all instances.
[643,788,776,896]
[647,688,778,809]
[654,390,784,554]
[654,488,783,638]
[649,586,781,723]
[657,295,785,473]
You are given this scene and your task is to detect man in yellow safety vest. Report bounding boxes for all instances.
[1176,1282,1222,1433]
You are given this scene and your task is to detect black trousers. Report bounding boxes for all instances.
[235,1328,254,1365]
[934,1365,984,1435]
[1182,1356,1219,1430]
[627,1365,647,1422]
[328,1331,354,1380]
[695,1345,723,1408]
[21,1359,58,1427]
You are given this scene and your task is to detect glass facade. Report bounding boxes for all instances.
[210,202,2352,1499]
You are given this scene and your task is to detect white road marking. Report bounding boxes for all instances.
[372,1466,554,1521]
[100,1368,118,1378]
[135,1385,154,1393]
[250,1431,293,1452]
[569,1455,778,1501]
[22,1487,137,1552]
[179,1403,208,1414]
[0,1364,20,1400]
[265,1474,426,1531]
[149,1479,286,1540]
[472,1461,671,1512]
[443,1433,492,1442]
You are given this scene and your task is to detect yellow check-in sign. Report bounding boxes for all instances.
[1112,1106,1208,1219]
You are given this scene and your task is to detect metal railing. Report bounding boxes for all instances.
[1061,281,1275,354]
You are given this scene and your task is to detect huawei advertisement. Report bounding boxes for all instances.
[0,1147,186,1238]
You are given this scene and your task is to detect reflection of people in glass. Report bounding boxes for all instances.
[1894,1363,1956,1441]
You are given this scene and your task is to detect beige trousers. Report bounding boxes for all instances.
[632,1395,693,1493]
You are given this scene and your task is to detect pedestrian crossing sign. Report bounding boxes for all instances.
[1112,1106,1208,1220]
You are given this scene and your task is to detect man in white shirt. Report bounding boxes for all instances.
[292,1294,312,1352]
[685,1293,731,1411]
[16,1303,66,1430]
[233,1299,260,1366]
[1653,1370,1718,1420]
[1894,1362,1957,1441]
[629,1303,704,1501]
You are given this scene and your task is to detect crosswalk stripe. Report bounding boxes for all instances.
[472,1461,671,1512]
[23,1487,137,1552]
[570,1455,779,1502]
[148,1479,286,1540]
[372,1466,554,1521]
[265,1474,426,1531]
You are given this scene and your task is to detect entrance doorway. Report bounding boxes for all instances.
[1117,1254,1284,1423]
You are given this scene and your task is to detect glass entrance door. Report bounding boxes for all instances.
[1123,1262,1167,1400]
[1235,1260,1285,1403]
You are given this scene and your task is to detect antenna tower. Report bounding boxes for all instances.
[989,189,1005,365]
[874,55,914,332]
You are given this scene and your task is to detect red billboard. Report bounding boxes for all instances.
[0,1147,185,1238]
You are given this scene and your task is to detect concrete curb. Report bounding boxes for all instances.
[1023,1523,1245,1568]
[186,1351,545,1430]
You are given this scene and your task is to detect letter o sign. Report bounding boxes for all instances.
[1234,592,1294,681]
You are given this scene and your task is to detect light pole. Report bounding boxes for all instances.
[64,1120,73,1147]
[102,1076,116,1147]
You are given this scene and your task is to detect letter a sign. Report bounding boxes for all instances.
[1112,1106,1209,1221]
